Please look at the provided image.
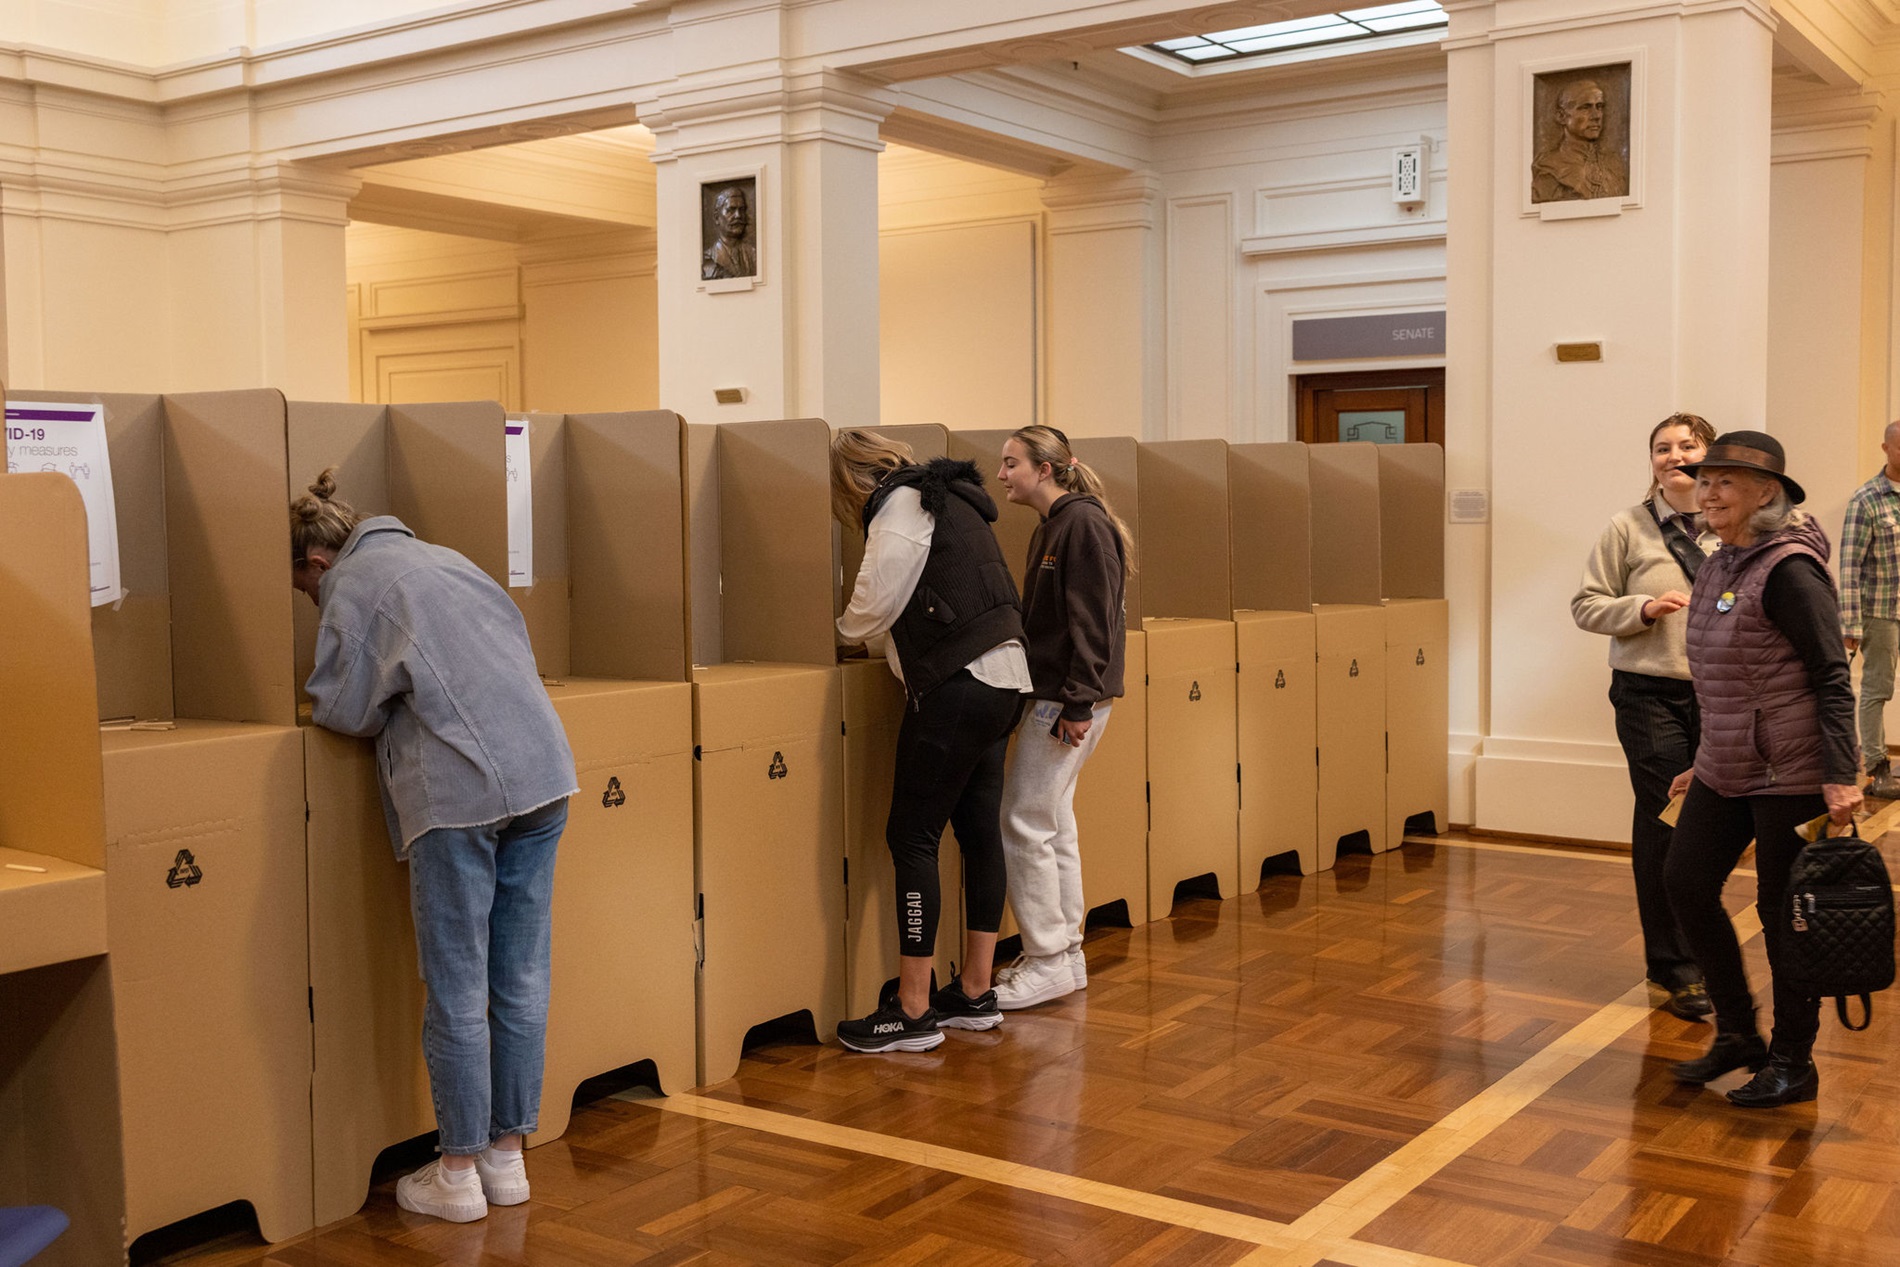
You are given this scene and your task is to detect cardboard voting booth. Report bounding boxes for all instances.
[1135,439,1240,911]
[0,473,126,1267]
[1380,444,1449,843]
[687,419,845,1084]
[1311,443,1389,867]
[30,389,318,1247]
[838,425,963,1014]
[1230,443,1320,879]
[289,403,698,1223]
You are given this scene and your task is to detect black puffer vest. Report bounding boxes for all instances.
[862,458,1024,707]
[1688,515,1833,796]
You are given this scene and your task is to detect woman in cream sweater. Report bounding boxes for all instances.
[1572,413,1718,1021]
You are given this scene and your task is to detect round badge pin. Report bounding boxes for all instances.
[1716,591,1736,613]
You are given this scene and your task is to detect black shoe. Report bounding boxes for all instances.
[1660,981,1714,1022]
[1671,1032,1768,1083]
[1870,774,1900,800]
[836,999,944,1053]
[929,977,1003,1031]
[1726,1055,1818,1108]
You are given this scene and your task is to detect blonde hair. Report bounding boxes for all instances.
[289,468,365,564]
[1008,425,1134,572]
[1646,412,1717,498]
[830,430,914,529]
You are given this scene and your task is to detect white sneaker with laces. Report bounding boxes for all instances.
[1066,946,1088,991]
[475,1146,530,1206]
[993,953,1076,1010]
[395,1159,487,1223]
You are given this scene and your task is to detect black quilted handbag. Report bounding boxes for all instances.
[1785,826,1895,1031]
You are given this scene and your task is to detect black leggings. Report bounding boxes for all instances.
[886,669,1020,958]
[1664,780,1824,1058]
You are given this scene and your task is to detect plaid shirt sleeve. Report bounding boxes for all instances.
[1840,480,1900,639]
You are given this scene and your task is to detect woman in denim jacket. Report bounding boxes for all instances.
[292,469,576,1223]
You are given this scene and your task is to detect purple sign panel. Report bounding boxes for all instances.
[1292,311,1445,361]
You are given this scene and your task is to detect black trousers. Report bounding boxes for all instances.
[1664,779,1824,1058]
[1607,670,1703,988]
[886,669,1021,958]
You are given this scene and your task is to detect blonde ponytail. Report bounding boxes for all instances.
[1008,425,1135,572]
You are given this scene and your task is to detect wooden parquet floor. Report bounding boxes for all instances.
[149,829,1900,1267]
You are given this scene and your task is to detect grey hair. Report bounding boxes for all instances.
[1745,475,1801,538]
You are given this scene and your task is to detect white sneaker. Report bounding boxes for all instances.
[1067,946,1088,991]
[396,1159,487,1223]
[475,1146,530,1206]
[993,953,1076,1010]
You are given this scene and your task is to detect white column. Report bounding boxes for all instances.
[645,71,892,426]
[1041,170,1163,439]
[1449,0,1778,838]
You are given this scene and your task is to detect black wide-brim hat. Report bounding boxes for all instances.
[1676,429,1806,504]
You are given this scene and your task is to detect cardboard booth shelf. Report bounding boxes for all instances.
[1384,598,1450,843]
[1142,618,1239,911]
[1314,603,1389,868]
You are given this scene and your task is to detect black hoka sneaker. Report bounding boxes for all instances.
[929,977,1003,1031]
[836,999,944,1053]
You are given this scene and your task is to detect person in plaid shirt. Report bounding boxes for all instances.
[1840,420,1900,800]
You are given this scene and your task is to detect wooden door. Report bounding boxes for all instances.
[1297,369,1444,447]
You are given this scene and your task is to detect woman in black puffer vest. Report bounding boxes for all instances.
[1664,432,1860,1108]
[831,430,1030,1054]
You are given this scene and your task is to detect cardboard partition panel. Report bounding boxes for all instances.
[0,959,125,1267]
[27,388,295,725]
[945,428,1040,588]
[567,411,691,683]
[0,473,124,1267]
[1235,611,1319,880]
[1070,436,1143,630]
[305,726,433,1228]
[515,410,571,674]
[1143,618,1239,909]
[1379,444,1445,600]
[841,660,960,1015]
[1315,604,1388,868]
[1385,598,1450,843]
[102,723,312,1243]
[1072,628,1149,927]
[1136,440,1233,621]
[1308,443,1384,607]
[1229,442,1313,613]
[286,401,390,699]
[693,663,845,1084]
[534,680,696,1142]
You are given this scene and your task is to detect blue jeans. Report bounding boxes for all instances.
[407,798,566,1156]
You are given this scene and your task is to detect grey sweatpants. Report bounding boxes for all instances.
[1000,698,1112,959]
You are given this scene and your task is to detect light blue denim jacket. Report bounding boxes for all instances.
[307,516,577,857]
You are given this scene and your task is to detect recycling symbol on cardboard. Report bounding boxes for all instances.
[1188,681,1202,702]
[602,776,627,809]
[1415,648,1426,666]
[767,751,789,780]
[1349,659,1360,678]
[166,849,203,889]
[1274,670,1286,689]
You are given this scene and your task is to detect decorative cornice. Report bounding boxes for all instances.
[1243,220,1446,256]
[0,155,361,230]
[642,68,895,161]
[1440,0,1776,50]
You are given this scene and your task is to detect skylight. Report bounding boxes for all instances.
[1146,1,1446,64]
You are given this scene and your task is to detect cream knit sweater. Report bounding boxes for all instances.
[1572,496,1715,681]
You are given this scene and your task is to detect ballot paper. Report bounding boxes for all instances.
[5,400,123,606]
[505,416,532,588]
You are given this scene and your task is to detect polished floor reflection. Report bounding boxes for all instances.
[152,830,1900,1266]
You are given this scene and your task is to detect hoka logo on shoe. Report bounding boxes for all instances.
[874,1021,902,1034]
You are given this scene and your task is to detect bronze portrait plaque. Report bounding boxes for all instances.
[700,177,759,281]
[1530,63,1631,204]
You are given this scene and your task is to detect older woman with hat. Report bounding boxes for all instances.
[1663,431,1861,1108]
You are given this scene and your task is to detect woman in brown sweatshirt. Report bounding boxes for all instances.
[990,425,1131,1010]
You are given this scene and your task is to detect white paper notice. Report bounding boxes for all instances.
[6,401,123,606]
[505,416,533,588]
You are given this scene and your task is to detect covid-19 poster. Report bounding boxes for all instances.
[6,401,123,607]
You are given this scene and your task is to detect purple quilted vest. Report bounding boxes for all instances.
[1687,515,1834,796]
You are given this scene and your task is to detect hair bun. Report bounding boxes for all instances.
[308,467,339,502]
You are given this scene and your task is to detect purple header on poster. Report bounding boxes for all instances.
[505,424,526,435]
[6,407,98,422]
[1292,311,1445,361]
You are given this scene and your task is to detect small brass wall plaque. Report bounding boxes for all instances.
[1555,342,1603,362]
